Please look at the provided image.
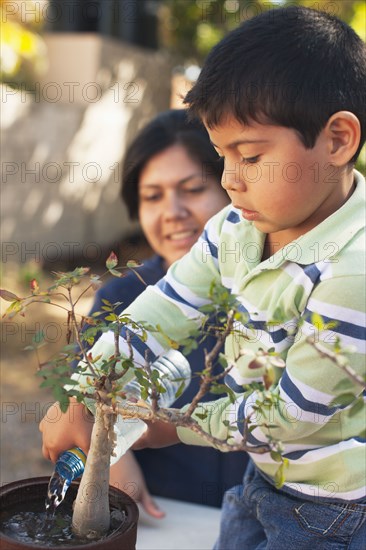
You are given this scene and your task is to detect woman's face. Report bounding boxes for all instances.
[138,144,228,267]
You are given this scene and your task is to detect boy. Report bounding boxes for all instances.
[41,6,366,548]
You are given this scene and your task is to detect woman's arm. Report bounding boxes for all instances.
[110,451,165,518]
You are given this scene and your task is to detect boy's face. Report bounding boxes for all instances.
[207,115,351,248]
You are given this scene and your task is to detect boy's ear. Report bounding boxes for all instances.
[324,111,361,165]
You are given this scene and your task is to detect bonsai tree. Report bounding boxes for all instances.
[1,252,364,540]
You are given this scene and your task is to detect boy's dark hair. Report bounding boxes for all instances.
[184,6,366,162]
[121,109,224,219]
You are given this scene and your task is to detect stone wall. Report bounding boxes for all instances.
[1,33,172,267]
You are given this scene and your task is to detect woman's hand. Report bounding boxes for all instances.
[110,451,165,519]
[39,398,94,462]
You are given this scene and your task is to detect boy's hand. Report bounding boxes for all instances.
[132,419,180,450]
[39,398,94,462]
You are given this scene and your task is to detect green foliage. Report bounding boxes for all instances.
[48,267,91,291]
[210,382,237,403]
[0,254,152,407]
[160,0,363,63]
[1,0,48,88]
[274,458,289,489]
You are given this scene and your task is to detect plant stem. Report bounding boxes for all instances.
[308,337,365,388]
[109,402,269,454]
[185,310,235,418]
[67,288,98,378]
[72,402,114,539]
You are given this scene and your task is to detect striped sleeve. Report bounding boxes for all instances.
[253,275,364,445]
[178,275,366,449]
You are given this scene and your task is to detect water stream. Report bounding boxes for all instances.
[46,470,70,513]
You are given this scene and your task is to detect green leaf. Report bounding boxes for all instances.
[274,461,288,489]
[348,397,365,417]
[358,428,366,439]
[330,392,356,407]
[181,340,198,355]
[209,383,230,395]
[151,370,160,384]
[58,377,79,386]
[109,268,125,278]
[106,251,118,270]
[311,312,325,331]
[0,289,20,302]
[199,304,216,314]
[126,259,142,268]
[324,320,338,330]
[58,394,70,413]
[52,387,70,412]
[208,383,236,404]
[174,380,186,399]
[218,353,228,369]
[270,450,282,463]
[195,412,208,420]
[121,358,134,370]
[105,313,118,322]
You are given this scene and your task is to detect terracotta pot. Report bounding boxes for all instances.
[0,477,138,550]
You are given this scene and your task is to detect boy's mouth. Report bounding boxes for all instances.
[234,204,259,221]
[240,208,259,221]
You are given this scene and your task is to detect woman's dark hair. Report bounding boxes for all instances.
[184,6,366,162]
[121,109,224,219]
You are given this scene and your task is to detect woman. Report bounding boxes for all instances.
[87,110,248,517]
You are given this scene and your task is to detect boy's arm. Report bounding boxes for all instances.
[245,275,365,445]
[175,275,365,449]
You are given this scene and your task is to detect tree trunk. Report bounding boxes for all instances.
[71,402,115,539]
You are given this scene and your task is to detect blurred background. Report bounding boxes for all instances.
[1,0,365,484]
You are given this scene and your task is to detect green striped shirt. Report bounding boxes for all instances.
[89,170,365,501]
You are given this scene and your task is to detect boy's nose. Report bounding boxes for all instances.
[221,164,246,192]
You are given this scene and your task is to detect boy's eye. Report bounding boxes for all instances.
[241,156,260,164]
